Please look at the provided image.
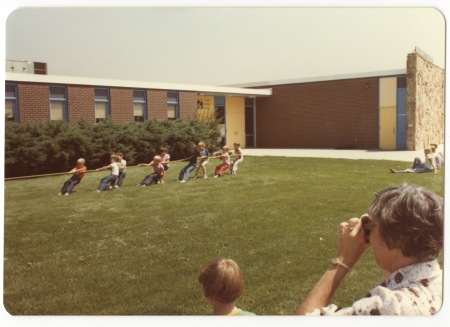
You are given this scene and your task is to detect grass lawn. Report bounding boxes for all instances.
[3,156,444,315]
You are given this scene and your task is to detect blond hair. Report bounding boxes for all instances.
[198,258,244,304]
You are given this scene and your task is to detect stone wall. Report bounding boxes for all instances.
[406,52,445,150]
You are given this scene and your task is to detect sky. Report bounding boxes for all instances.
[2,4,446,86]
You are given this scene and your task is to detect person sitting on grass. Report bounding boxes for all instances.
[95,154,120,192]
[198,258,256,316]
[213,145,231,178]
[58,158,87,196]
[390,147,437,174]
[137,155,165,187]
[178,145,197,183]
[430,143,444,170]
[295,183,443,316]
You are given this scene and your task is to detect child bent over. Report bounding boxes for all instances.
[198,258,256,316]
[214,145,230,177]
[96,154,120,192]
[58,158,87,196]
[137,155,165,186]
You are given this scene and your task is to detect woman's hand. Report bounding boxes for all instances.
[336,216,371,269]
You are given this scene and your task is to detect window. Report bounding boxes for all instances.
[214,96,226,146]
[5,84,18,123]
[94,88,110,123]
[34,62,47,75]
[167,91,179,120]
[214,96,225,124]
[133,90,146,122]
[49,86,67,121]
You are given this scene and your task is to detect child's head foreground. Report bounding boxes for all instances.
[77,158,86,166]
[199,258,243,305]
[198,258,256,315]
[153,155,162,163]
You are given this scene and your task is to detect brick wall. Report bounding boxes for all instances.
[67,85,95,124]
[110,88,134,123]
[147,90,167,120]
[255,78,380,149]
[406,53,445,150]
[179,91,198,118]
[17,83,50,123]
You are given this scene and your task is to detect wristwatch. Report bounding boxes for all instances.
[331,257,350,271]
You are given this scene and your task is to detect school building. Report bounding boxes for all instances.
[4,50,444,151]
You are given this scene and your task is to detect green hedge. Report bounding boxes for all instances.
[5,119,220,178]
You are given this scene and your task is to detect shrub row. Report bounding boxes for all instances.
[5,118,221,178]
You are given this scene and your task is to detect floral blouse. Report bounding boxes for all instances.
[307,259,442,315]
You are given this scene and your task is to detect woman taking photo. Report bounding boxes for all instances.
[296,184,443,315]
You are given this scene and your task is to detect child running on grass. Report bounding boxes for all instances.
[137,155,165,187]
[198,258,256,316]
[58,158,87,196]
[214,145,230,178]
[178,145,197,183]
[193,141,209,179]
[229,142,243,175]
[159,147,171,184]
[96,154,120,192]
[110,152,126,189]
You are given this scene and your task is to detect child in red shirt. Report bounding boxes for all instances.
[214,146,231,177]
[58,158,87,196]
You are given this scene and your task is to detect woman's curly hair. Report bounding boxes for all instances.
[368,184,443,259]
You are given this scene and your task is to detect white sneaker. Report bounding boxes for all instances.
[58,192,62,196]
[109,186,113,190]
[96,190,101,192]
[180,180,186,183]
[113,185,119,189]
[203,175,208,179]
[64,193,70,196]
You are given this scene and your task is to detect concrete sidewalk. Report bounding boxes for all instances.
[243,146,444,162]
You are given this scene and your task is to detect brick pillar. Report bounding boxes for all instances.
[179,91,198,119]
[147,90,167,120]
[110,88,133,123]
[67,85,95,124]
[17,83,50,123]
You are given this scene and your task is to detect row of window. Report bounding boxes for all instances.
[5,84,179,123]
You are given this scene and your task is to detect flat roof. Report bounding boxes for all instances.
[5,73,272,97]
[229,69,407,87]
